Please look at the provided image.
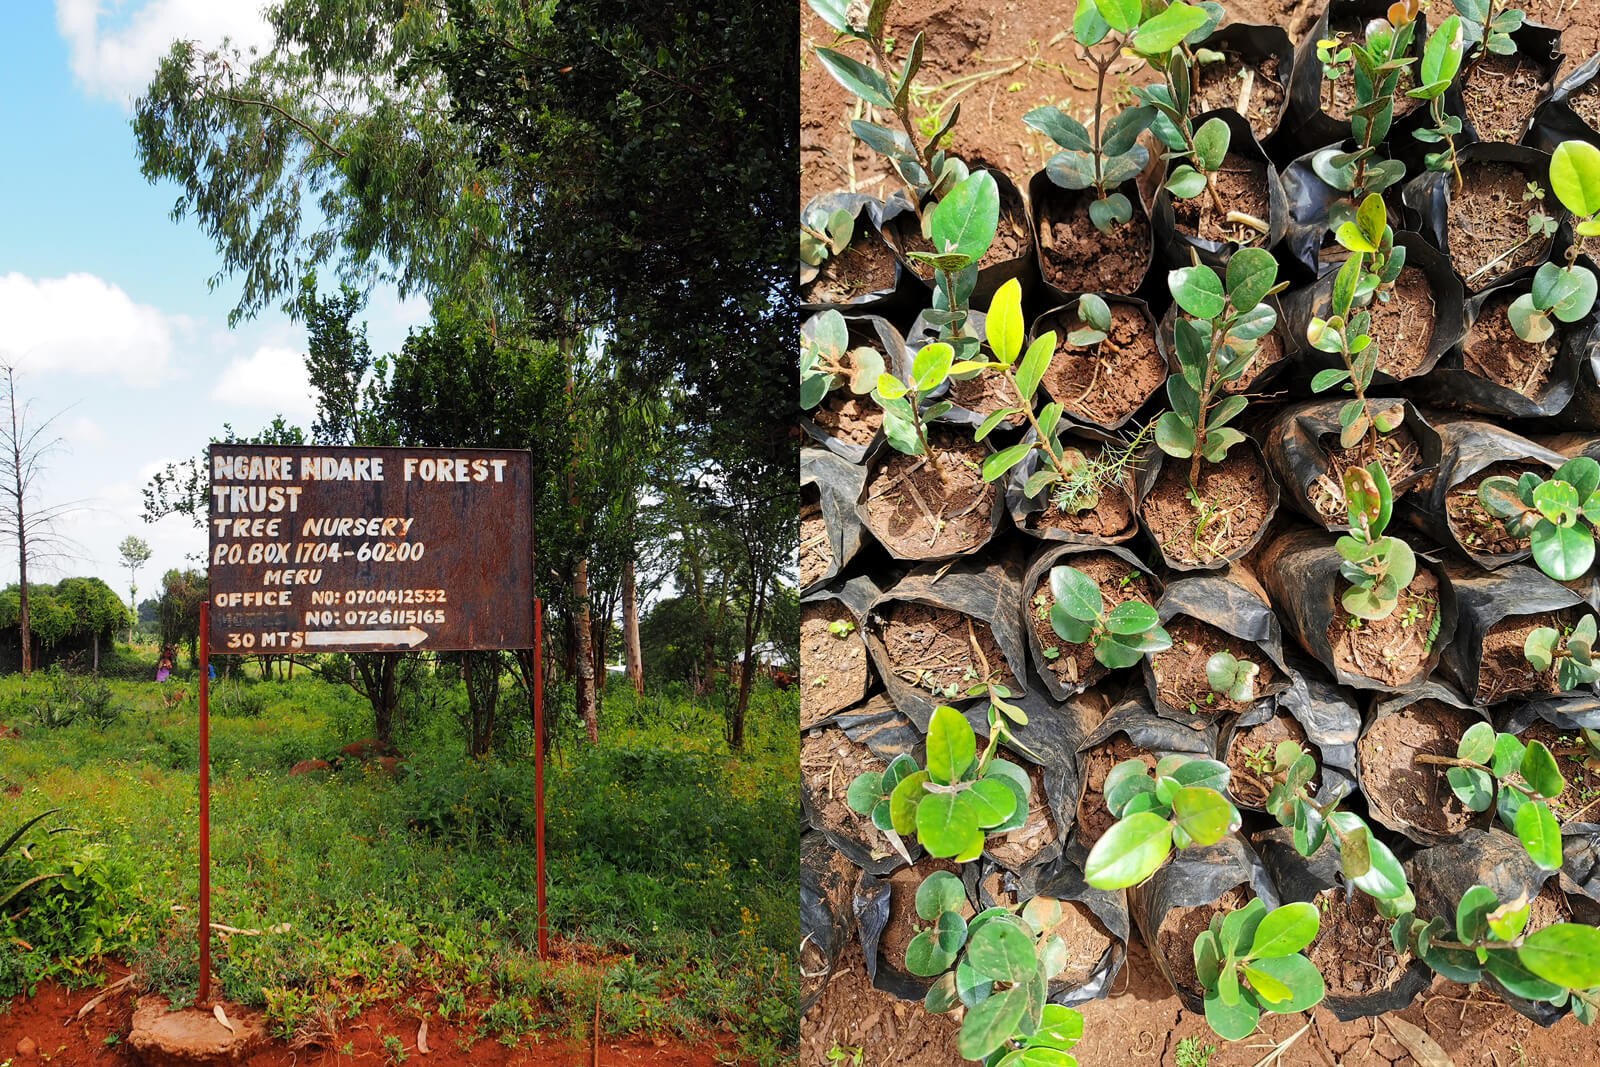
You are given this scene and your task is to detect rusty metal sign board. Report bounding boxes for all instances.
[207,444,533,653]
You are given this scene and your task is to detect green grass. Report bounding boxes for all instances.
[0,663,797,1062]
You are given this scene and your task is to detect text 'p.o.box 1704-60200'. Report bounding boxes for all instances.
[207,444,534,654]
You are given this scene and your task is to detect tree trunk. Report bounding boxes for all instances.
[729,572,767,752]
[574,557,597,744]
[16,529,28,679]
[93,633,99,676]
[623,557,644,695]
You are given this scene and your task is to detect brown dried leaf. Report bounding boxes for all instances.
[213,1004,235,1036]
[417,1018,430,1055]
[1383,1015,1453,1067]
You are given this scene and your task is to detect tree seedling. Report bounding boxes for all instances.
[1192,899,1326,1039]
[871,339,955,480]
[1525,614,1600,691]
[1409,16,1467,186]
[1046,563,1172,670]
[1507,141,1600,343]
[1317,34,1354,112]
[1391,884,1600,1010]
[1476,456,1600,580]
[1335,463,1416,621]
[1412,721,1566,869]
[1155,248,1287,491]
[1205,651,1258,702]
[1452,0,1527,83]
[1310,4,1418,204]
[1083,754,1242,889]
[827,618,857,638]
[801,202,857,269]
[802,310,885,411]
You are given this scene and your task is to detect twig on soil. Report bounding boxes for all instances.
[1251,1022,1312,1067]
[68,974,136,1024]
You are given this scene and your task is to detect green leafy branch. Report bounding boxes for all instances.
[1335,463,1416,621]
[1525,614,1600,691]
[1408,16,1466,186]
[801,309,885,410]
[1476,456,1600,580]
[1309,9,1418,200]
[1046,563,1173,669]
[1193,899,1326,1039]
[1082,755,1242,889]
[1412,720,1567,869]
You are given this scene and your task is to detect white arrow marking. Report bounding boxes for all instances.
[303,626,429,648]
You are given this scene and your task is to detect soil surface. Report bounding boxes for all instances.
[1017,440,1140,540]
[876,600,1016,701]
[1039,303,1165,428]
[1190,50,1286,142]
[801,600,872,727]
[1324,566,1442,687]
[879,859,970,980]
[1511,721,1600,824]
[1304,419,1424,525]
[810,372,884,447]
[1450,161,1553,289]
[1524,0,1600,82]
[1366,267,1436,380]
[1461,52,1550,144]
[1464,288,1559,399]
[1307,887,1411,998]
[1029,551,1157,694]
[1358,699,1480,839]
[1075,737,1159,849]
[1036,182,1152,295]
[943,360,1016,422]
[803,726,891,849]
[1447,462,1540,557]
[1474,607,1588,705]
[861,427,996,558]
[1155,885,1252,998]
[1140,445,1275,566]
[800,496,832,590]
[1150,616,1282,723]
[985,761,1057,871]
[800,944,963,1067]
[1041,899,1117,991]
[1172,156,1271,246]
[804,230,899,305]
[1226,711,1314,808]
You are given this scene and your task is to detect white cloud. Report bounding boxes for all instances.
[0,272,186,384]
[56,0,274,107]
[65,415,108,448]
[210,345,315,420]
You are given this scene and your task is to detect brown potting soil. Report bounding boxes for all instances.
[1140,445,1275,566]
[1461,53,1549,144]
[1076,737,1160,849]
[1450,162,1552,288]
[861,427,996,558]
[1509,721,1600,823]
[985,761,1057,870]
[1221,325,1284,395]
[1226,711,1314,808]
[1463,289,1558,398]
[1029,551,1158,694]
[1042,899,1117,990]
[943,361,1015,421]
[810,384,883,447]
[1446,462,1538,556]
[804,232,899,305]
[1358,699,1480,838]
[879,858,970,977]
[799,944,964,1067]
[1323,43,1422,121]
[1524,879,1572,933]
[1155,885,1252,997]
[1324,566,1442,687]
[799,497,832,591]
[1524,0,1600,82]
[1017,440,1140,540]
[802,726,890,845]
[1305,420,1424,525]
[1474,607,1588,705]
[1571,79,1600,132]
[1171,156,1271,247]
[1036,184,1153,295]
[1190,51,1286,142]
[801,600,871,727]
[877,600,1016,701]
[1308,887,1411,998]
[888,178,1032,280]
[1040,303,1165,428]
[1366,266,1436,379]
[1151,616,1283,722]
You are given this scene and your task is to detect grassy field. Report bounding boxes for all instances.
[0,657,797,1062]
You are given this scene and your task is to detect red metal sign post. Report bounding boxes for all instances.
[534,597,547,959]
[197,601,212,1005]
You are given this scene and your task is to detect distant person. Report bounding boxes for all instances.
[156,645,175,684]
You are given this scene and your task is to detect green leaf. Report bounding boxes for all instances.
[1329,811,1408,899]
[1515,800,1563,870]
[1531,522,1594,581]
[974,407,1019,443]
[1249,902,1320,959]
[1090,193,1134,233]
[1192,117,1231,174]
[930,171,1001,263]
[1079,294,1112,333]
[1100,0,1142,33]
[1049,565,1103,623]
[1520,924,1600,989]
[1242,954,1325,1012]
[1103,106,1155,157]
[1166,165,1207,199]
[1023,107,1092,152]
[1104,600,1159,635]
[1028,1004,1085,1051]
[1458,721,1496,764]
[889,770,932,834]
[1046,150,1099,191]
[1083,811,1173,889]
[1311,368,1350,392]
[966,919,1039,984]
[923,972,960,1014]
[1202,982,1261,1040]
[1103,759,1158,817]
[1170,265,1226,319]
[1520,741,1566,800]
[1448,766,1495,812]
[846,771,884,814]
[927,705,977,784]
[1156,410,1197,459]
[1334,221,1377,253]
[968,777,1020,828]
[917,792,984,859]
[957,986,1029,1061]
[1551,140,1600,219]
[1456,885,1498,944]
[1420,16,1465,87]
[1015,335,1054,404]
[1484,949,1567,1003]
[1225,248,1278,312]
[1133,2,1213,55]
[1073,0,1112,47]
[1557,456,1600,501]
[1051,606,1093,645]
[912,341,955,393]
[1169,787,1235,846]
[986,279,1026,365]
[905,929,959,976]
[815,48,895,107]
[983,442,1034,483]
[916,870,967,919]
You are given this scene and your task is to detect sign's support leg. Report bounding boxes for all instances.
[198,601,212,1005]
[534,597,547,959]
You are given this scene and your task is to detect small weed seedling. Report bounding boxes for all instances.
[801,310,885,411]
[1192,899,1325,1038]
[827,618,857,638]
[1391,885,1600,1013]
[1525,615,1600,691]
[1317,35,1353,112]
[1476,456,1600,580]
[1412,721,1566,869]
[1310,4,1419,203]
[1046,563,1172,670]
[1409,16,1467,185]
[1082,754,1242,889]
[1205,651,1258,702]
[1175,1035,1218,1067]
[1335,464,1416,621]
[1156,248,1287,493]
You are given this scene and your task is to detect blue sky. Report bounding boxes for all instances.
[0,1,429,609]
